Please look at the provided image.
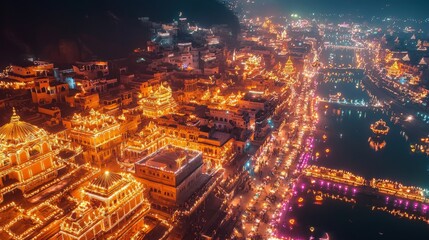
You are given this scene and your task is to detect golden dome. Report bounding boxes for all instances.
[0,108,47,145]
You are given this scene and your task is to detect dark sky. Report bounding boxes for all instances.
[257,0,429,18]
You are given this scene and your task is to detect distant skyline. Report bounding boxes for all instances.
[247,0,429,18]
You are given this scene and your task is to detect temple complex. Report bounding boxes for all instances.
[124,120,235,170]
[64,109,121,166]
[0,109,67,202]
[283,56,295,76]
[139,82,177,118]
[60,171,148,240]
[387,61,402,78]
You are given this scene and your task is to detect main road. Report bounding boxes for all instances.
[227,46,319,239]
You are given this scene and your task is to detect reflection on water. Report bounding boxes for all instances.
[368,136,387,151]
[284,46,429,239]
[279,180,429,240]
[317,104,429,188]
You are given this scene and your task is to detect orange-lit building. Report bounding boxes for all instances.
[60,172,148,240]
[139,82,177,118]
[387,61,402,78]
[135,145,204,207]
[283,56,295,76]
[124,120,235,170]
[63,109,121,166]
[0,109,76,202]
[72,61,109,80]
[31,78,70,105]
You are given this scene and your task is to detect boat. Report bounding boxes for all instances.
[370,119,390,136]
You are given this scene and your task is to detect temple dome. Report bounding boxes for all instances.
[85,171,124,197]
[0,108,47,145]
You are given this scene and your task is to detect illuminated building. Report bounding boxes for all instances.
[0,109,65,202]
[63,109,121,166]
[208,108,250,130]
[370,119,390,136]
[101,89,133,113]
[31,78,69,105]
[72,61,109,80]
[123,121,166,162]
[60,172,148,240]
[182,79,199,102]
[135,145,204,207]
[66,91,100,110]
[158,120,235,169]
[139,82,177,118]
[0,61,54,89]
[124,120,235,170]
[283,57,295,76]
[387,61,402,78]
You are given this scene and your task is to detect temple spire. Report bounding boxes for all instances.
[10,107,20,123]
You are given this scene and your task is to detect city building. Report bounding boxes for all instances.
[0,61,55,89]
[139,82,177,118]
[72,61,109,80]
[63,109,121,166]
[66,91,100,110]
[387,61,402,78]
[135,145,204,207]
[0,109,76,202]
[31,78,70,105]
[283,56,295,76]
[124,120,235,170]
[60,172,148,240]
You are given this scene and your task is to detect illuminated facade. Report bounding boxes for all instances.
[60,172,148,240]
[72,61,109,80]
[370,119,390,136]
[0,109,64,202]
[135,145,204,206]
[283,57,295,76]
[123,121,167,161]
[66,92,100,110]
[64,109,121,166]
[31,78,69,105]
[1,61,54,84]
[139,82,177,118]
[387,61,402,78]
[124,121,235,170]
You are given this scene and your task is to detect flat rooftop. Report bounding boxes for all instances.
[136,145,201,173]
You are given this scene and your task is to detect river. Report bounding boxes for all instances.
[279,48,429,239]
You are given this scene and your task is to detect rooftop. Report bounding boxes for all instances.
[85,171,126,197]
[136,145,201,174]
[0,108,48,146]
